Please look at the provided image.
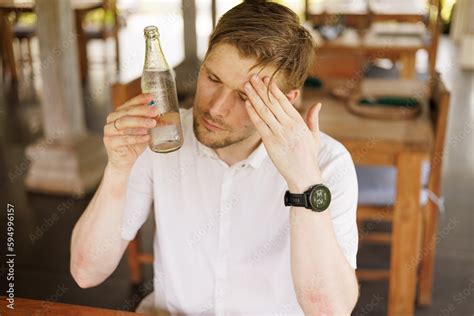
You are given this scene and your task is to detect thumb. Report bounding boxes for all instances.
[306,102,322,135]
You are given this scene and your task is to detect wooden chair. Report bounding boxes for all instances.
[111,77,153,284]
[356,72,450,307]
[82,0,121,72]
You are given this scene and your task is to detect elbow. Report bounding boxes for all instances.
[71,269,96,289]
[344,283,359,314]
[336,272,359,314]
[70,252,104,289]
[297,295,356,316]
[297,280,359,315]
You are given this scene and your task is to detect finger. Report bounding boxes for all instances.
[306,102,322,135]
[267,80,301,120]
[244,81,282,135]
[116,93,154,111]
[113,116,156,131]
[107,104,159,124]
[104,134,150,147]
[245,100,272,139]
[258,76,291,124]
[104,122,150,136]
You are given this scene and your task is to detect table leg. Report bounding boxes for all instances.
[1,10,18,81]
[75,10,88,81]
[400,52,416,79]
[388,152,424,316]
[417,197,439,305]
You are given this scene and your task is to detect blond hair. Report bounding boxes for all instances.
[206,0,315,93]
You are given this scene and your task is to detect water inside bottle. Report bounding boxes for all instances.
[142,69,183,153]
[149,112,182,153]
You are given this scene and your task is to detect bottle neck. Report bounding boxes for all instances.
[144,37,169,71]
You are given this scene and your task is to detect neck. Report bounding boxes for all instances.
[215,134,262,166]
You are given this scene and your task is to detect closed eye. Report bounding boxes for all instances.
[207,75,220,83]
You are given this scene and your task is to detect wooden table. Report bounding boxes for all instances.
[304,0,433,79]
[302,79,433,316]
[368,0,427,22]
[306,0,370,30]
[0,0,102,81]
[314,28,425,79]
[0,296,145,315]
[306,0,427,23]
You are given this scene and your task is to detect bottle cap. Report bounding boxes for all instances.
[144,26,159,38]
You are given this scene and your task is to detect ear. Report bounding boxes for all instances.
[285,89,300,105]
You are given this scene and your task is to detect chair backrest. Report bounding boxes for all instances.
[427,72,450,196]
[111,76,141,109]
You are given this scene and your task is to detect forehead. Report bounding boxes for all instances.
[204,43,277,90]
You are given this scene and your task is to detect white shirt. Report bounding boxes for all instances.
[121,108,358,315]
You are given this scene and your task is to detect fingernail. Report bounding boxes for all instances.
[244,82,251,91]
[264,77,270,84]
[147,119,155,126]
[252,74,259,82]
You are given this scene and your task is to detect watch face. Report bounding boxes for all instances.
[309,185,331,212]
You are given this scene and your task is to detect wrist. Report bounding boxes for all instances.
[287,174,322,194]
[104,162,132,181]
[102,162,132,199]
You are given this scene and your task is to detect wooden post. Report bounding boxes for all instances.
[388,152,424,316]
[25,0,107,196]
[173,0,201,96]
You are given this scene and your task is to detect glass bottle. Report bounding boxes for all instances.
[142,25,183,153]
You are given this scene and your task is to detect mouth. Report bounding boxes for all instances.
[202,116,224,131]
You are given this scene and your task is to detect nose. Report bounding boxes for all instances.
[209,87,234,118]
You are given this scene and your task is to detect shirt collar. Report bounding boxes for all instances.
[196,139,267,169]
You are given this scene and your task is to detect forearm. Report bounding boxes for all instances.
[70,163,130,287]
[288,179,358,315]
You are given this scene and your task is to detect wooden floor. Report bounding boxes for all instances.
[0,26,472,315]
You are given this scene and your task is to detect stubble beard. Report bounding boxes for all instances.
[192,110,254,149]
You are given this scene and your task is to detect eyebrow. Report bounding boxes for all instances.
[204,65,248,96]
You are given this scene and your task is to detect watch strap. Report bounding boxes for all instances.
[284,191,309,208]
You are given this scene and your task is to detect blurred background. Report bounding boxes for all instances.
[0,0,473,315]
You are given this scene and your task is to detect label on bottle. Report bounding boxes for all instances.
[142,69,179,115]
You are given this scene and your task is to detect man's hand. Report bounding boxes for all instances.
[244,74,322,192]
[104,93,159,172]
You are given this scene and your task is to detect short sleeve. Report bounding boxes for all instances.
[320,139,359,269]
[121,148,154,241]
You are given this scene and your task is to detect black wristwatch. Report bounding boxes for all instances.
[284,184,331,212]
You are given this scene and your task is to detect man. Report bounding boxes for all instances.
[70,1,359,315]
